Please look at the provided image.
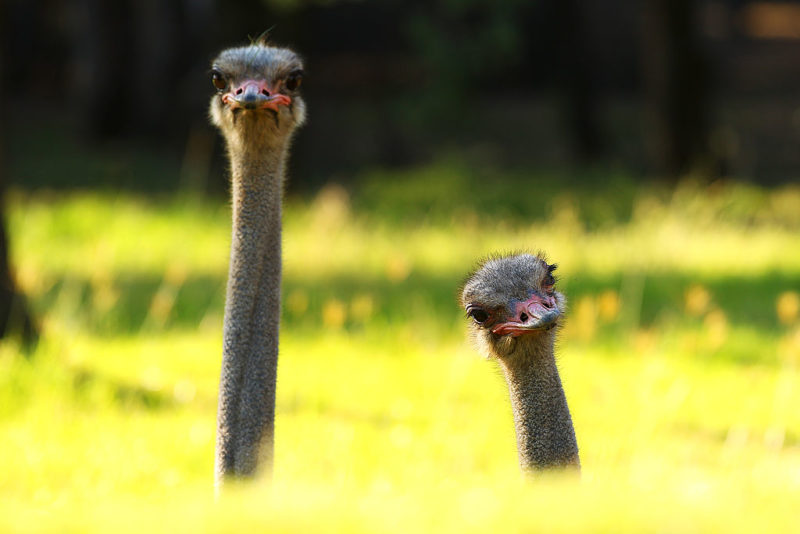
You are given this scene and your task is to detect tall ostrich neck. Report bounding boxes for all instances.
[499,338,580,472]
[215,138,289,483]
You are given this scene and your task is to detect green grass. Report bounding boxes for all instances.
[2,163,800,532]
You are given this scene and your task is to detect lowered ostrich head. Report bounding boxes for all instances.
[460,253,566,360]
[209,42,306,152]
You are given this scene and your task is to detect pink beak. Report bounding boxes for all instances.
[491,292,560,337]
[222,79,291,112]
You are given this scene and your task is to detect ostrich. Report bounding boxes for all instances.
[208,40,306,486]
[460,253,580,472]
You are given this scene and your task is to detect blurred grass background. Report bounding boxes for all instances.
[2,161,799,531]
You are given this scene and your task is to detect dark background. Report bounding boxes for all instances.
[1,0,800,343]
[3,0,800,193]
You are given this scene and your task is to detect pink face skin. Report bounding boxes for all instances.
[221,79,292,112]
[490,292,560,337]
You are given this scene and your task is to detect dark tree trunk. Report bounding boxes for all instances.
[642,0,709,178]
[554,0,604,162]
[0,3,39,350]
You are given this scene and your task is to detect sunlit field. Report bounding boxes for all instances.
[2,162,800,532]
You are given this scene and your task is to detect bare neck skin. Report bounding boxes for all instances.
[215,137,288,485]
[498,336,580,472]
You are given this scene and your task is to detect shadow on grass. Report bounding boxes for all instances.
[72,367,176,410]
[32,268,795,346]
[19,268,796,413]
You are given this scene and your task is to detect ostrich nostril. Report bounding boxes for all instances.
[236,88,243,95]
[261,89,270,96]
[520,312,529,322]
[542,300,552,309]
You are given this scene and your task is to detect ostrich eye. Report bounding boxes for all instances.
[468,307,489,325]
[285,70,303,91]
[544,273,555,287]
[211,70,226,91]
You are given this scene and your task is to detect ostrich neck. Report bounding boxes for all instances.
[215,139,289,485]
[499,338,580,472]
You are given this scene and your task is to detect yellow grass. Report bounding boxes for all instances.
[2,172,799,531]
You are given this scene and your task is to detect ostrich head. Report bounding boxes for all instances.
[460,253,565,360]
[209,42,306,151]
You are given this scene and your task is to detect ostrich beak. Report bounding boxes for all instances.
[223,80,292,112]
[491,293,560,337]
